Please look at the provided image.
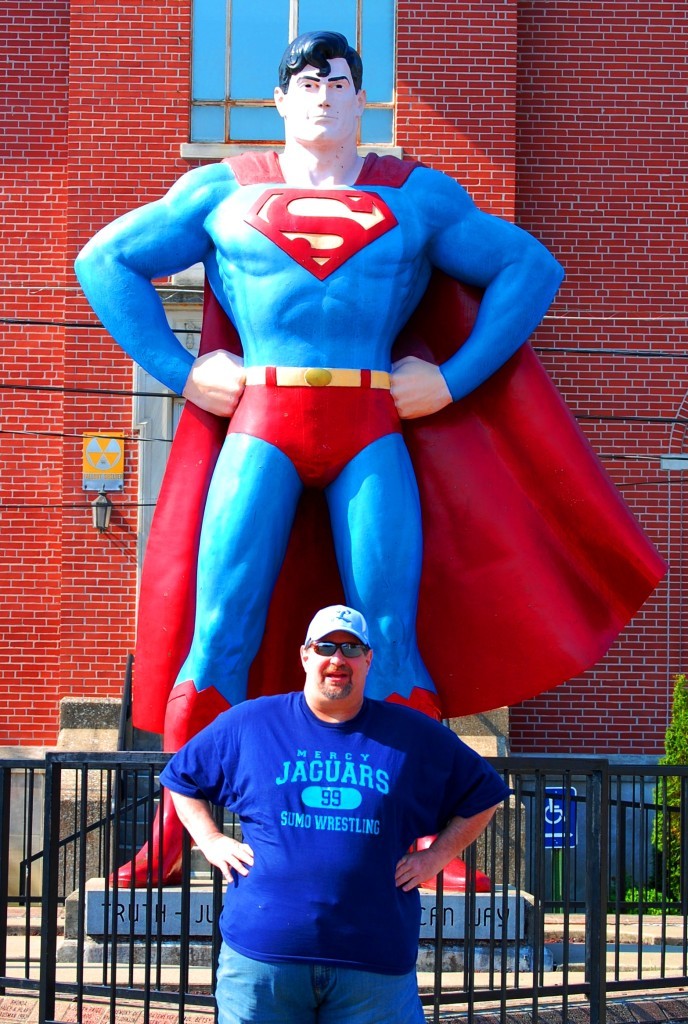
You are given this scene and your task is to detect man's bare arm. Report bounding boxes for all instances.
[168,790,254,883]
[394,805,498,892]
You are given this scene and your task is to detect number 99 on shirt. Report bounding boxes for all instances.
[301,786,362,810]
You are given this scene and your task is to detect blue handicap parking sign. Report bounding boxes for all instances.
[544,786,577,848]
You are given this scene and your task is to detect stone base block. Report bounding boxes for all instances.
[65,879,218,940]
[417,942,552,973]
[70,880,528,944]
[60,879,532,974]
[56,937,214,966]
[419,888,528,941]
[55,936,548,974]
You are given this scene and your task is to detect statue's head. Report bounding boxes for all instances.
[278,30,363,94]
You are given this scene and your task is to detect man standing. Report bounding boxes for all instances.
[161,605,509,1024]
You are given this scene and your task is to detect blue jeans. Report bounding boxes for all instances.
[215,942,425,1024]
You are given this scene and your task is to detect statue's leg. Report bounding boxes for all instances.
[328,433,474,887]
[173,432,303,705]
[325,433,440,716]
[116,433,302,887]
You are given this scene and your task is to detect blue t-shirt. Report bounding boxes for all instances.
[160,692,509,974]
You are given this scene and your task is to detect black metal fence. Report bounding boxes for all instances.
[0,754,686,1024]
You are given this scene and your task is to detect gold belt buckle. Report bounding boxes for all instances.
[304,368,333,387]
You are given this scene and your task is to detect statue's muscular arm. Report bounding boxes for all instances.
[391,168,565,419]
[75,163,246,415]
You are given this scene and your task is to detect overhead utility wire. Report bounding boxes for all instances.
[2,415,687,445]
[0,428,173,444]
[3,314,688,361]
[0,317,103,329]
[0,501,157,511]
[0,382,172,399]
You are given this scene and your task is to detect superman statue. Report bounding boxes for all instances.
[75,31,665,886]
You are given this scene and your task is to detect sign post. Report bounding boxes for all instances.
[544,786,577,910]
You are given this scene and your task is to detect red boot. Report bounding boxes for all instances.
[112,681,230,888]
[386,687,443,721]
[415,835,492,892]
[113,788,186,888]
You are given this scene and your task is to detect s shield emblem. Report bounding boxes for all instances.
[244,189,398,280]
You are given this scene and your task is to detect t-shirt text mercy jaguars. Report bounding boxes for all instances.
[276,747,388,833]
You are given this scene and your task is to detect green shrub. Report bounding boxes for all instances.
[651,674,688,904]
[624,885,665,915]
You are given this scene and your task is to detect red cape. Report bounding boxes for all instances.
[133,158,665,732]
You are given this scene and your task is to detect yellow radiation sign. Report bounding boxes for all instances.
[82,432,125,491]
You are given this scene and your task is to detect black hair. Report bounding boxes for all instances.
[278,30,363,93]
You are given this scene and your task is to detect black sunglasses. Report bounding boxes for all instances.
[309,641,369,658]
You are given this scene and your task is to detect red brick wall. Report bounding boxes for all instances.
[59,2,191,738]
[1,0,682,754]
[0,1,190,745]
[397,0,518,217]
[0,1,68,744]
[508,1,687,754]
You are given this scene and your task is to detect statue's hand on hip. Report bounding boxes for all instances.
[182,349,246,417]
[391,356,452,420]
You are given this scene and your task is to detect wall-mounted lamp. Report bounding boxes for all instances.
[91,489,113,532]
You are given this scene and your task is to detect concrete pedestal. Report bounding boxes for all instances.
[59,879,535,970]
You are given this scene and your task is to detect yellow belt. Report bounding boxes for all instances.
[244,366,391,390]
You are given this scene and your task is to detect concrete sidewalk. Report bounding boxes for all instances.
[427,994,688,1024]
[3,992,688,1024]
[3,907,687,1023]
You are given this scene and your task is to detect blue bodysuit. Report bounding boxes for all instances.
[75,151,566,715]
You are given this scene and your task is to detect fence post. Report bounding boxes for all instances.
[0,768,12,993]
[585,763,609,1024]
[38,754,62,1024]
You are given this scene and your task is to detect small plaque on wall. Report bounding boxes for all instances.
[82,432,125,491]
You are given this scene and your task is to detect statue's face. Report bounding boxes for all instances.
[274,57,366,148]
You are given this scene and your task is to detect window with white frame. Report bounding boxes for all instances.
[190,0,396,146]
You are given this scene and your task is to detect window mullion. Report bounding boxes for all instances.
[289,0,298,40]
[225,0,232,142]
[190,0,397,147]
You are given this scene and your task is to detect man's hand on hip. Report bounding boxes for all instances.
[395,848,443,892]
[182,349,246,417]
[390,356,452,419]
[199,834,255,884]
[395,807,499,891]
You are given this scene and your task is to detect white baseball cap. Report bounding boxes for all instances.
[304,605,370,647]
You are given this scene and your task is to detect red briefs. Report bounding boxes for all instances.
[227,371,402,488]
